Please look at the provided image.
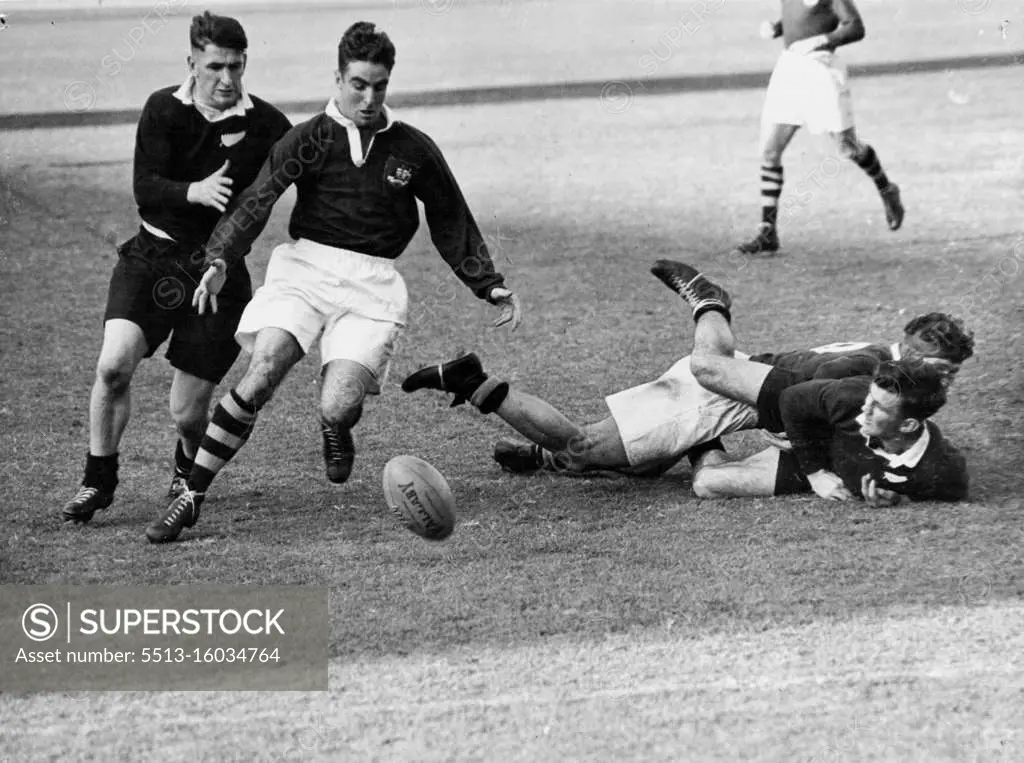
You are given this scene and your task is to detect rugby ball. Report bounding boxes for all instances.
[382,455,456,541]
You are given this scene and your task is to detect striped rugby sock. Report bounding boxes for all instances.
[853,145,890,191]
[189,389,257,494]
[760,165,783,227]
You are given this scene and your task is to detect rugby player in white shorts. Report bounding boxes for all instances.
[734,0,905,256]
[146,21,521,543]
[401,304,972,479]
[650,260,972,504]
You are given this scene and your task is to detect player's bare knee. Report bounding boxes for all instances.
[689,354,716,385]
[173,413,207,445]
[559,433,597,471]
[836,136,861,161]
[321,374,370,419]
[321,399,363,429]
[546,447,588,474]
[691,468,722,499]
[95,358,134,394]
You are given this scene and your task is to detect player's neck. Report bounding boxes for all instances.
[879,427,924,455]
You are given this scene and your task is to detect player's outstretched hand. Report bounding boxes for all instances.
[193,259,227,315]
[807,469,854,501]
[861,475,902,508]
[489,287,522,331]
[187,160,233,213]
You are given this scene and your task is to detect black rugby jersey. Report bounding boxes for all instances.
[752,341,897,382]
[205,104,505,301]
[776,0,864,49]
[779,377,969,502]
[133,85,291,248]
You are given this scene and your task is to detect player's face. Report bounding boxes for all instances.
[858,384,908,441]
[189,44,246,111]
[335,61,390,128]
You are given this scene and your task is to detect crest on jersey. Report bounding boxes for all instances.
[384,156,416,189]
[220,131,246,147]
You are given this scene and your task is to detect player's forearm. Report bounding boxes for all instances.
[824,17,865,48]
[423,194,506,299]
[203,140,299,266]
[203,185,275,267]
[431,228,507,300]
[133,171,191,209]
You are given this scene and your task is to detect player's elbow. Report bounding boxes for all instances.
[846,20,866,43]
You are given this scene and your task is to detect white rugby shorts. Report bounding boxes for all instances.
[235,238,408,389]
[762,49,855,134]
[604,354,759,469]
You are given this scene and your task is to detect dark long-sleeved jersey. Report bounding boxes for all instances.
[779,377,969,502]
[752,341,897,382]
[773,0,865,49]
[133,86,292,249]
[204,106,505,301]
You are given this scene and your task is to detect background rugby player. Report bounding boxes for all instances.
[736,0,904,255]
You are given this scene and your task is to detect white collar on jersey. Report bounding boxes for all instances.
[324,98,396,167]
[857,416,931,469]
[173,75,253,122]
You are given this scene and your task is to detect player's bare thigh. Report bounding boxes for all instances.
[691,446,780,498]
[691,356,774,409]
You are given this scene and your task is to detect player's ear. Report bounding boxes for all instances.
[899,418,922,435]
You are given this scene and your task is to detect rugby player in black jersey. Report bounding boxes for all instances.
[651,260,969,504]
[62,12,291,525]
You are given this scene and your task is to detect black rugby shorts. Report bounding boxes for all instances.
[103,227,251,384]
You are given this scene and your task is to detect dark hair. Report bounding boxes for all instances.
[338,21,396,74]
[873,359,948,421]
[190,11,248,52]
[902,312,974,364]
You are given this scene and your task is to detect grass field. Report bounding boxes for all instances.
[2,0,1024,760]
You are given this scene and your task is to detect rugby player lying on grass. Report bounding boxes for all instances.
[401,308,972,484]
[649,259,969,505]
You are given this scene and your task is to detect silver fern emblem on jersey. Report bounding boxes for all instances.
[220,131,246,147]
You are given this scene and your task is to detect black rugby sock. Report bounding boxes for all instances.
[853,145,890,192]
[84,452,119,494]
